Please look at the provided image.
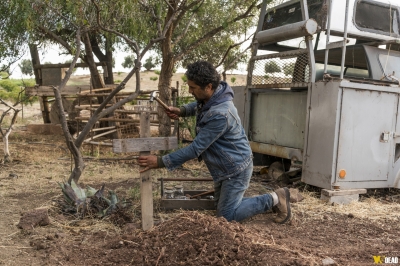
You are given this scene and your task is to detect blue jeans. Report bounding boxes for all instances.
[214,164,274,222]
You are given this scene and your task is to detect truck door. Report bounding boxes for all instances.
[336,88,397,182]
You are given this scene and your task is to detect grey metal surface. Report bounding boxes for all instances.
[231,86,246,125]
[302,81,342,189]
[336,88,396,182]
[256,19,318,45]
[160,190,215,210]
[250,141,303,161]
[300,0,316,83]
[249,89,307,149]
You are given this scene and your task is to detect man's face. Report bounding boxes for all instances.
[188,80,213,103]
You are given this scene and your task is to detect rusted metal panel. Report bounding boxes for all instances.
[250,141,303,161]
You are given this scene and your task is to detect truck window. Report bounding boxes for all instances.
[354,0,400,36]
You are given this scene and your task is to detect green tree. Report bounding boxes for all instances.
[0,1,27,73]
[18,59,33,76]
[283,62,295,76]
[265,61,281,73]
[143,56,156,71]
[122,55,135,69]
[126,0,260,136]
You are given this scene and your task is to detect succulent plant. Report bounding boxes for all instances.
[58,180,127,218]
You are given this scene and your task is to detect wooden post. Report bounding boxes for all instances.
[140,109,153,230]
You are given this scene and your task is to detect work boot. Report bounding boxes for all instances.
[273,187,291,224]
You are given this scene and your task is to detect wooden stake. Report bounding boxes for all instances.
[140,110,153,231]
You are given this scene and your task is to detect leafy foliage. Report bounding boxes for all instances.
[143,56,156,71]
[19,59,33,76]
[283,62,295,76]
[0,1,29,71]
[265,61,281,73]
[0,79,37,104]
[150,76,158,81]
[121,55,135,69]
[177,91,196,140]
[181,75,188,84]
[59,180,128,218]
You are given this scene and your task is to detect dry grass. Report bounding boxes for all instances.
[294,191,400,221]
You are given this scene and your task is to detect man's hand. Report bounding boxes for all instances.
[138,155,158,173]
[165,106,180,120]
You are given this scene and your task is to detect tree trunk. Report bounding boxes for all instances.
[66,32,106,183]
[222,72,227,81]
[104,40,114,85]
[158,59,174,137]
[3,132,11,163]
[157,3,177,137]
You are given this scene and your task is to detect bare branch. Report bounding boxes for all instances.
[173,12,195,47]
[216,34,253,68]
[44,2,79,29]
[91,0,140,54]
[223,45,251,76]
[74,60,142,146]
[51,28,84,183]
[0,99,18,112]
[37,26,74,55]
[174,0,203,25]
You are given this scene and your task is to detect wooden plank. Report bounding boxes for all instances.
[113,137,178,153]
[33,62,106,69]
[139,110,153,231]
[84,129,117,142]
[25,85,116,96]
[76,87,113,94]
[75,117,159,123]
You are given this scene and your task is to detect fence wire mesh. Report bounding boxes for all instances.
[251,51,310,87]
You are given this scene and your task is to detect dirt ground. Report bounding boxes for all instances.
[1,74,400,266]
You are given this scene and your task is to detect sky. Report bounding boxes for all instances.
[8,42,250,80]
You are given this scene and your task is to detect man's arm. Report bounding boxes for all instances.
[162,113,227,170]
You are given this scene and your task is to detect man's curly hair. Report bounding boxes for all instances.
[185,61,221,90]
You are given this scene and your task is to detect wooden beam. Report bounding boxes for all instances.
[83,129,117,142]
[139,110,153,231]
[75,117,160,123]
[33,62,106,69]
[25,85,116,96]
[113,137,178,153]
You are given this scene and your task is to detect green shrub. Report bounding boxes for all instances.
[181,75,188,83]
[0,79,37,104]
[177,94,196,140]
[154,70,161,75]
[144,56,156,71]
[150,76,158,81]
[231,77,236,83]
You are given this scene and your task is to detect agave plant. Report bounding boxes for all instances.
[58,180,126,218]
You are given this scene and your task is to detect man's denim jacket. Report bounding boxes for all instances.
[162,100,253,182]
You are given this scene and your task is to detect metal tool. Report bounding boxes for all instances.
[149,91,170,110]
